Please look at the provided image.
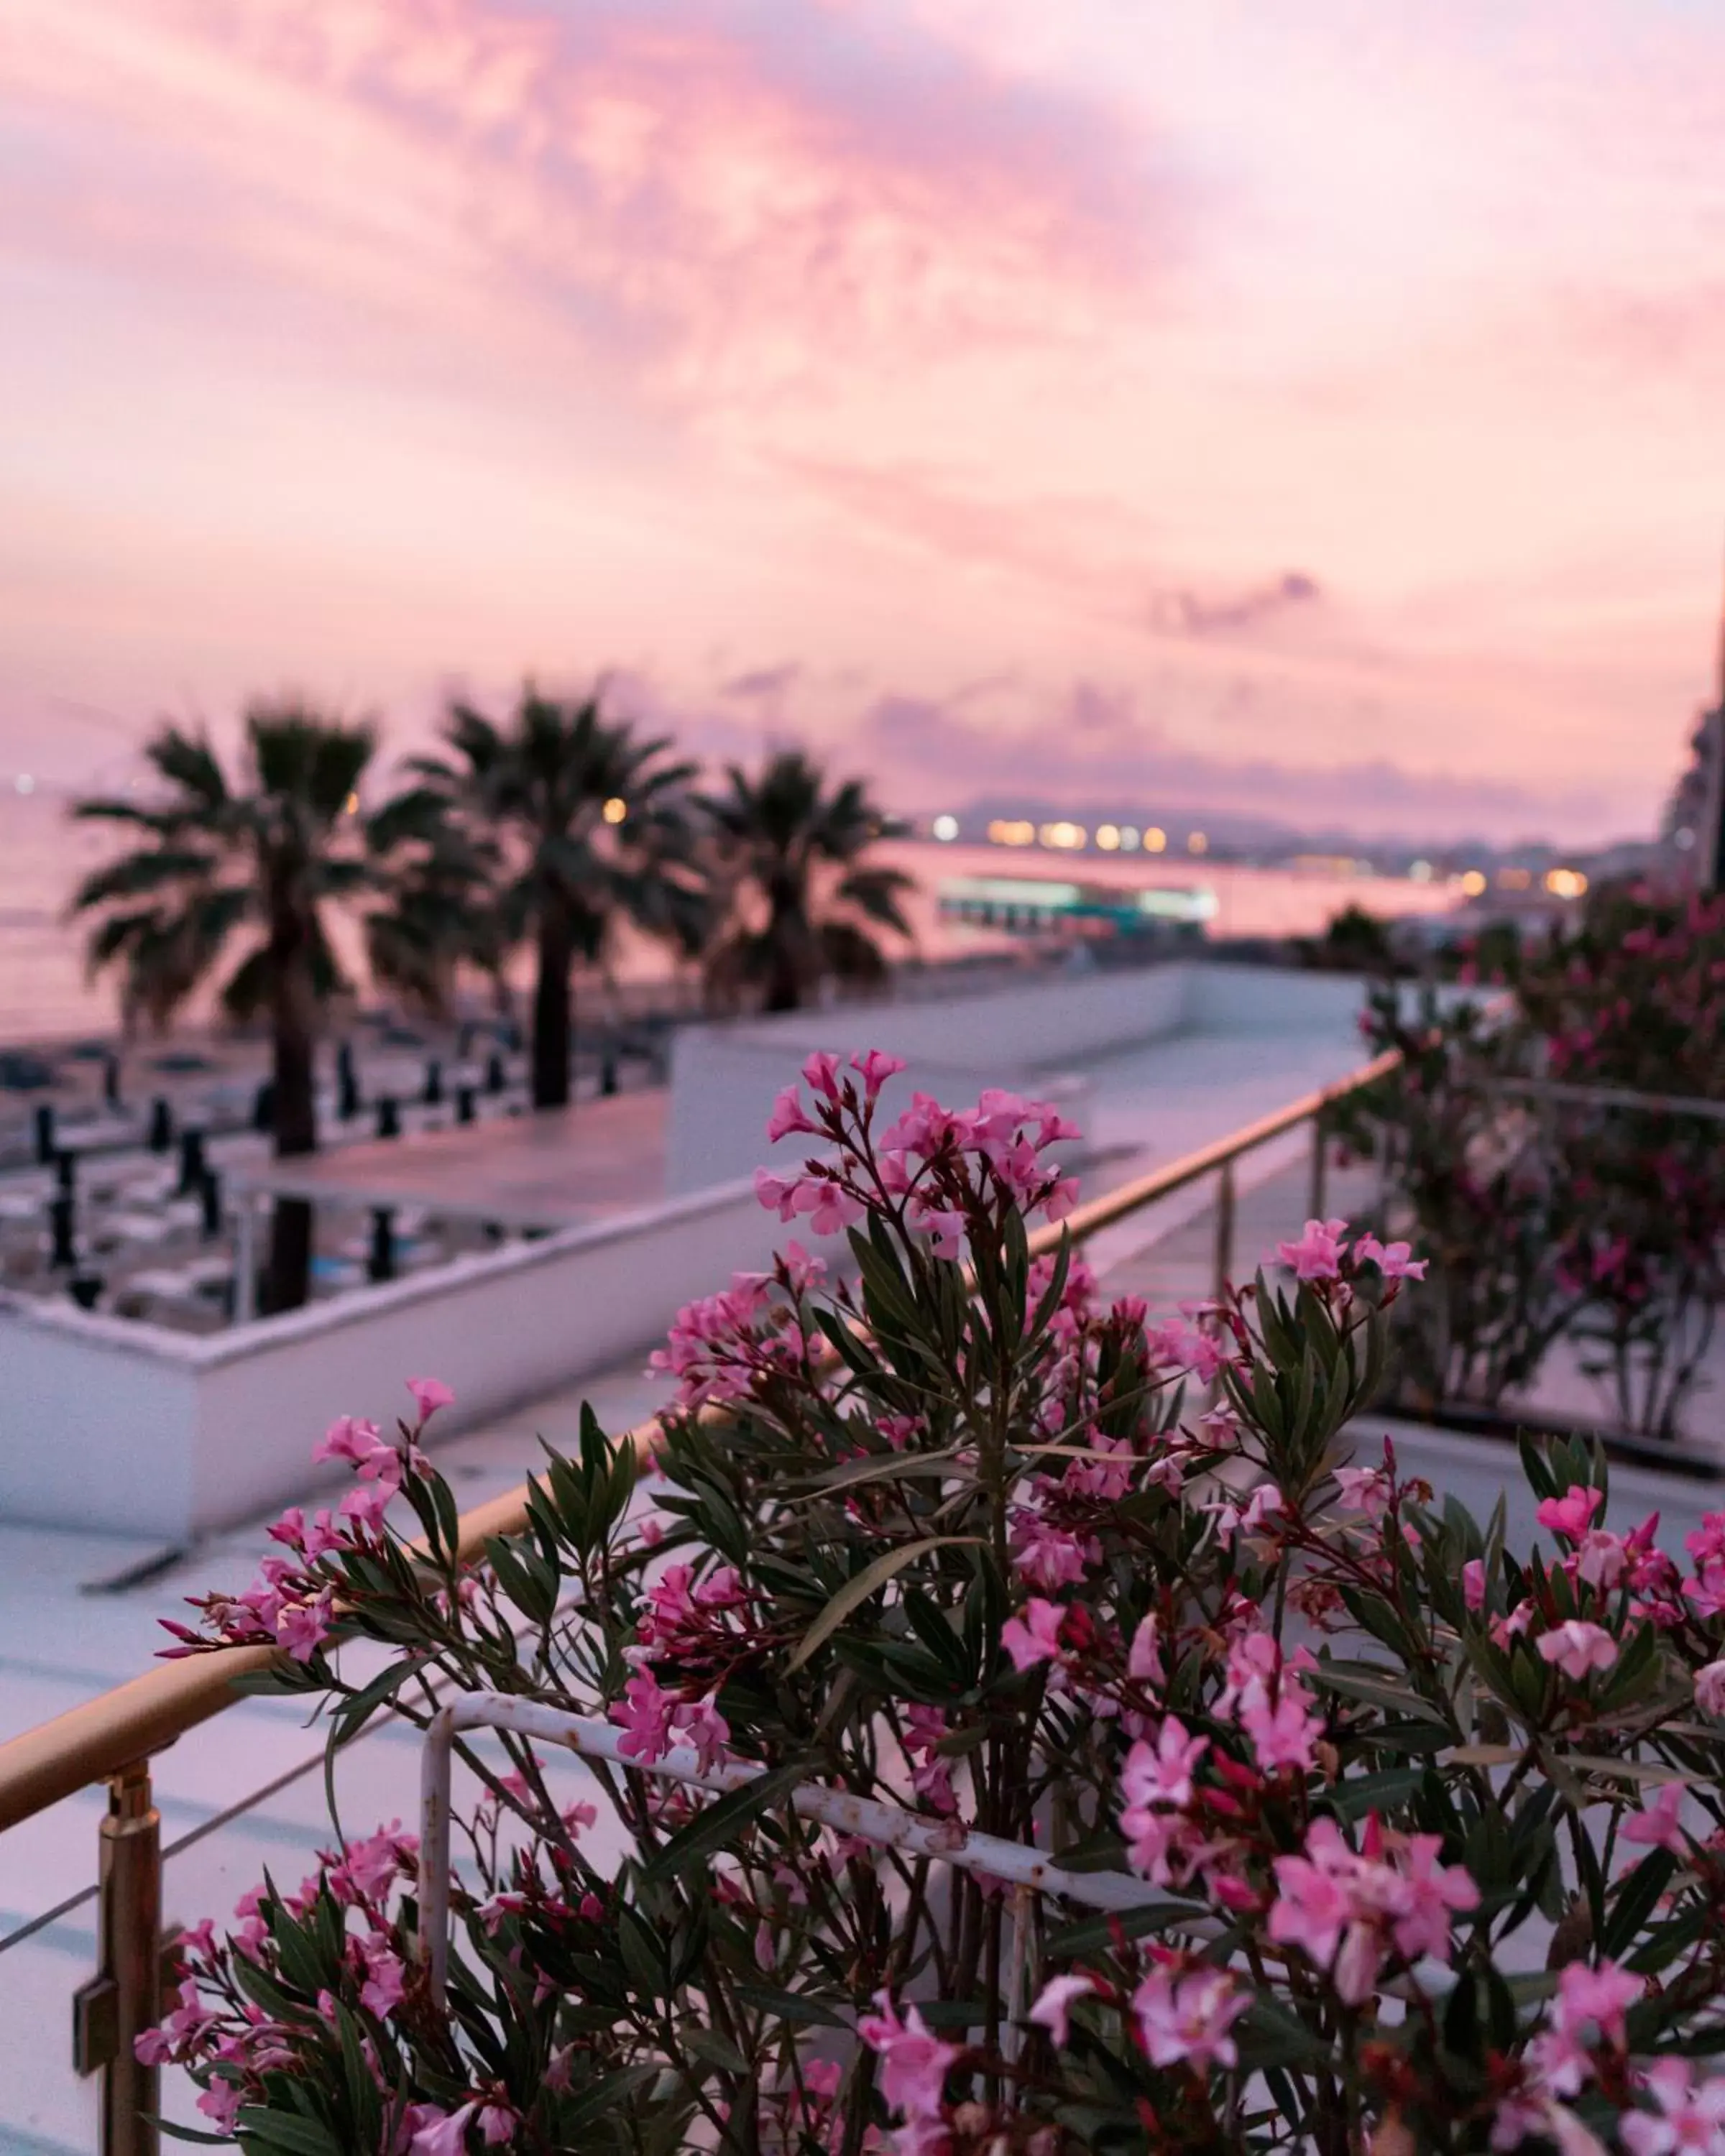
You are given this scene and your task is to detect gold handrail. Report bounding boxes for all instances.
[0,1047,1399,1835]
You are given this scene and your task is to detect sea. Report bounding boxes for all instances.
[0,793,1461,1044]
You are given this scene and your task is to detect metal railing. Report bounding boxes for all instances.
[0,1046,1401,2153]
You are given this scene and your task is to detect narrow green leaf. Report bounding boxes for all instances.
[640,1762,808,1884]
[785,1537,980,1672]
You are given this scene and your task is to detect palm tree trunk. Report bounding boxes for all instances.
[532,903,574,1110]
[764,893,804,1013]
[262,944,319,1315]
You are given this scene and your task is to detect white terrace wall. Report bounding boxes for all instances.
[666,962,1370,1194]
[0,962,1382,1543]
[0,1176,840,1544]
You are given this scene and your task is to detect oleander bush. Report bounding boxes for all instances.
[1353,883,1725,1439]
[147,1053,1725,2155]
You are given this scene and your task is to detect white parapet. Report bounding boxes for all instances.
[0,1175,791,1542]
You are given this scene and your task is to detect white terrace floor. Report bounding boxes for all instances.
[7,1020,1670,2150]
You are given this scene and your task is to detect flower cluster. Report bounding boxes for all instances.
[134,1054,1725,2155]
[160,1381,456,1665]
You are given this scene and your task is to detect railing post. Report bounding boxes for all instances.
[234,1193,258,1327]
[1212,1156,1236,1305]
[1307,1107,1327,1224]
[77,1761,162,2156]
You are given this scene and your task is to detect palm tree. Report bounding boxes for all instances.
[396,686,707,1108]
[700,750,915,1013]
[363,810,512,1021]
[70,704,390,1313]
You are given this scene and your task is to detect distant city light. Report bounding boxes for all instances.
[1409,859,1432,883]
[1095,823,1121,851]
[344,791,359,815]
[1460,870,1488,897]
[1120,826,1141,850]
[931,814,960,842]
[602,796,627,824]
[1187,831,1208,855]
[987,818,1036,847]
[14,773,34,796]
[1144,826,1167,853]
[1545,867,1588,899]
[1039,820,1087,850]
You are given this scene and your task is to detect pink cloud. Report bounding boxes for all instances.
[0,0,1172,408]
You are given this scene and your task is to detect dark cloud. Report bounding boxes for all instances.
[1149,571,1324,637]
[719,664,802,699]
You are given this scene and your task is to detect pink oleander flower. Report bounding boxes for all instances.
[1333,1465,1392,1519]
[328,1823,416,1904]
[1536,1620,1619,1680]
[766,1084,821,1142]
[1575,1530,1627,1590]
[1276,1217,1349,1282]
[1028,1973,1095,2048]
[902,1704,958,1817]
[1010,1513,1096,1592]
[1241,1691,1322,1774]
[1353,1233,1427,1281]
[134,1976,218,2065]
[1127,1613,1164,1687]
[1001,1598,1067,1672]
[315,1415,382,1469]
[1622,2056,1725,2155]
[1463,1558,1487,1611]
[357,1936,405,2018]
[914,1204,970,1258]
[410,2104,479,2156]
[275,1588,334,1664]
[852,1049,906,1098]
[677,1693,733,1775]
[1132,1965,1250,2075]
[477,2099,516,2147]
[339,1481,392,1538]
[610,1670,677,1764]
[1622,1782,1688,1857]
[267,1506,306,1549]
[1696,1660,1725,1717]
[1268,1818,1477,2004]
[1205,1483,1285,1541]
[857,1994,958,2120]
[197,2083,243,2134]
[1121,1716,1209,1812]
[801,1051,843,1102]
[1554,1959,1642,2051]
[406,1376,454,1422]
[1537,1485,1605,1544]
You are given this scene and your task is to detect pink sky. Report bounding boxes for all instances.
[1,0,1722,841]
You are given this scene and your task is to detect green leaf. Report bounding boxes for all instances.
[640,1763,808,1884]
[732,1983,850,2030]
[683,2025,753,2076]
[235,2111,344,2156]
[553,2064,663,2135]
[1603,1848,1676,1960]
[785,1537,980,1672]
[1044,1897,1210,1956]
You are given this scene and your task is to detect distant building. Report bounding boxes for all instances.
[938,872,1216,944]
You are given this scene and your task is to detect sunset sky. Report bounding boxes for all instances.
[2,0,1723,841]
